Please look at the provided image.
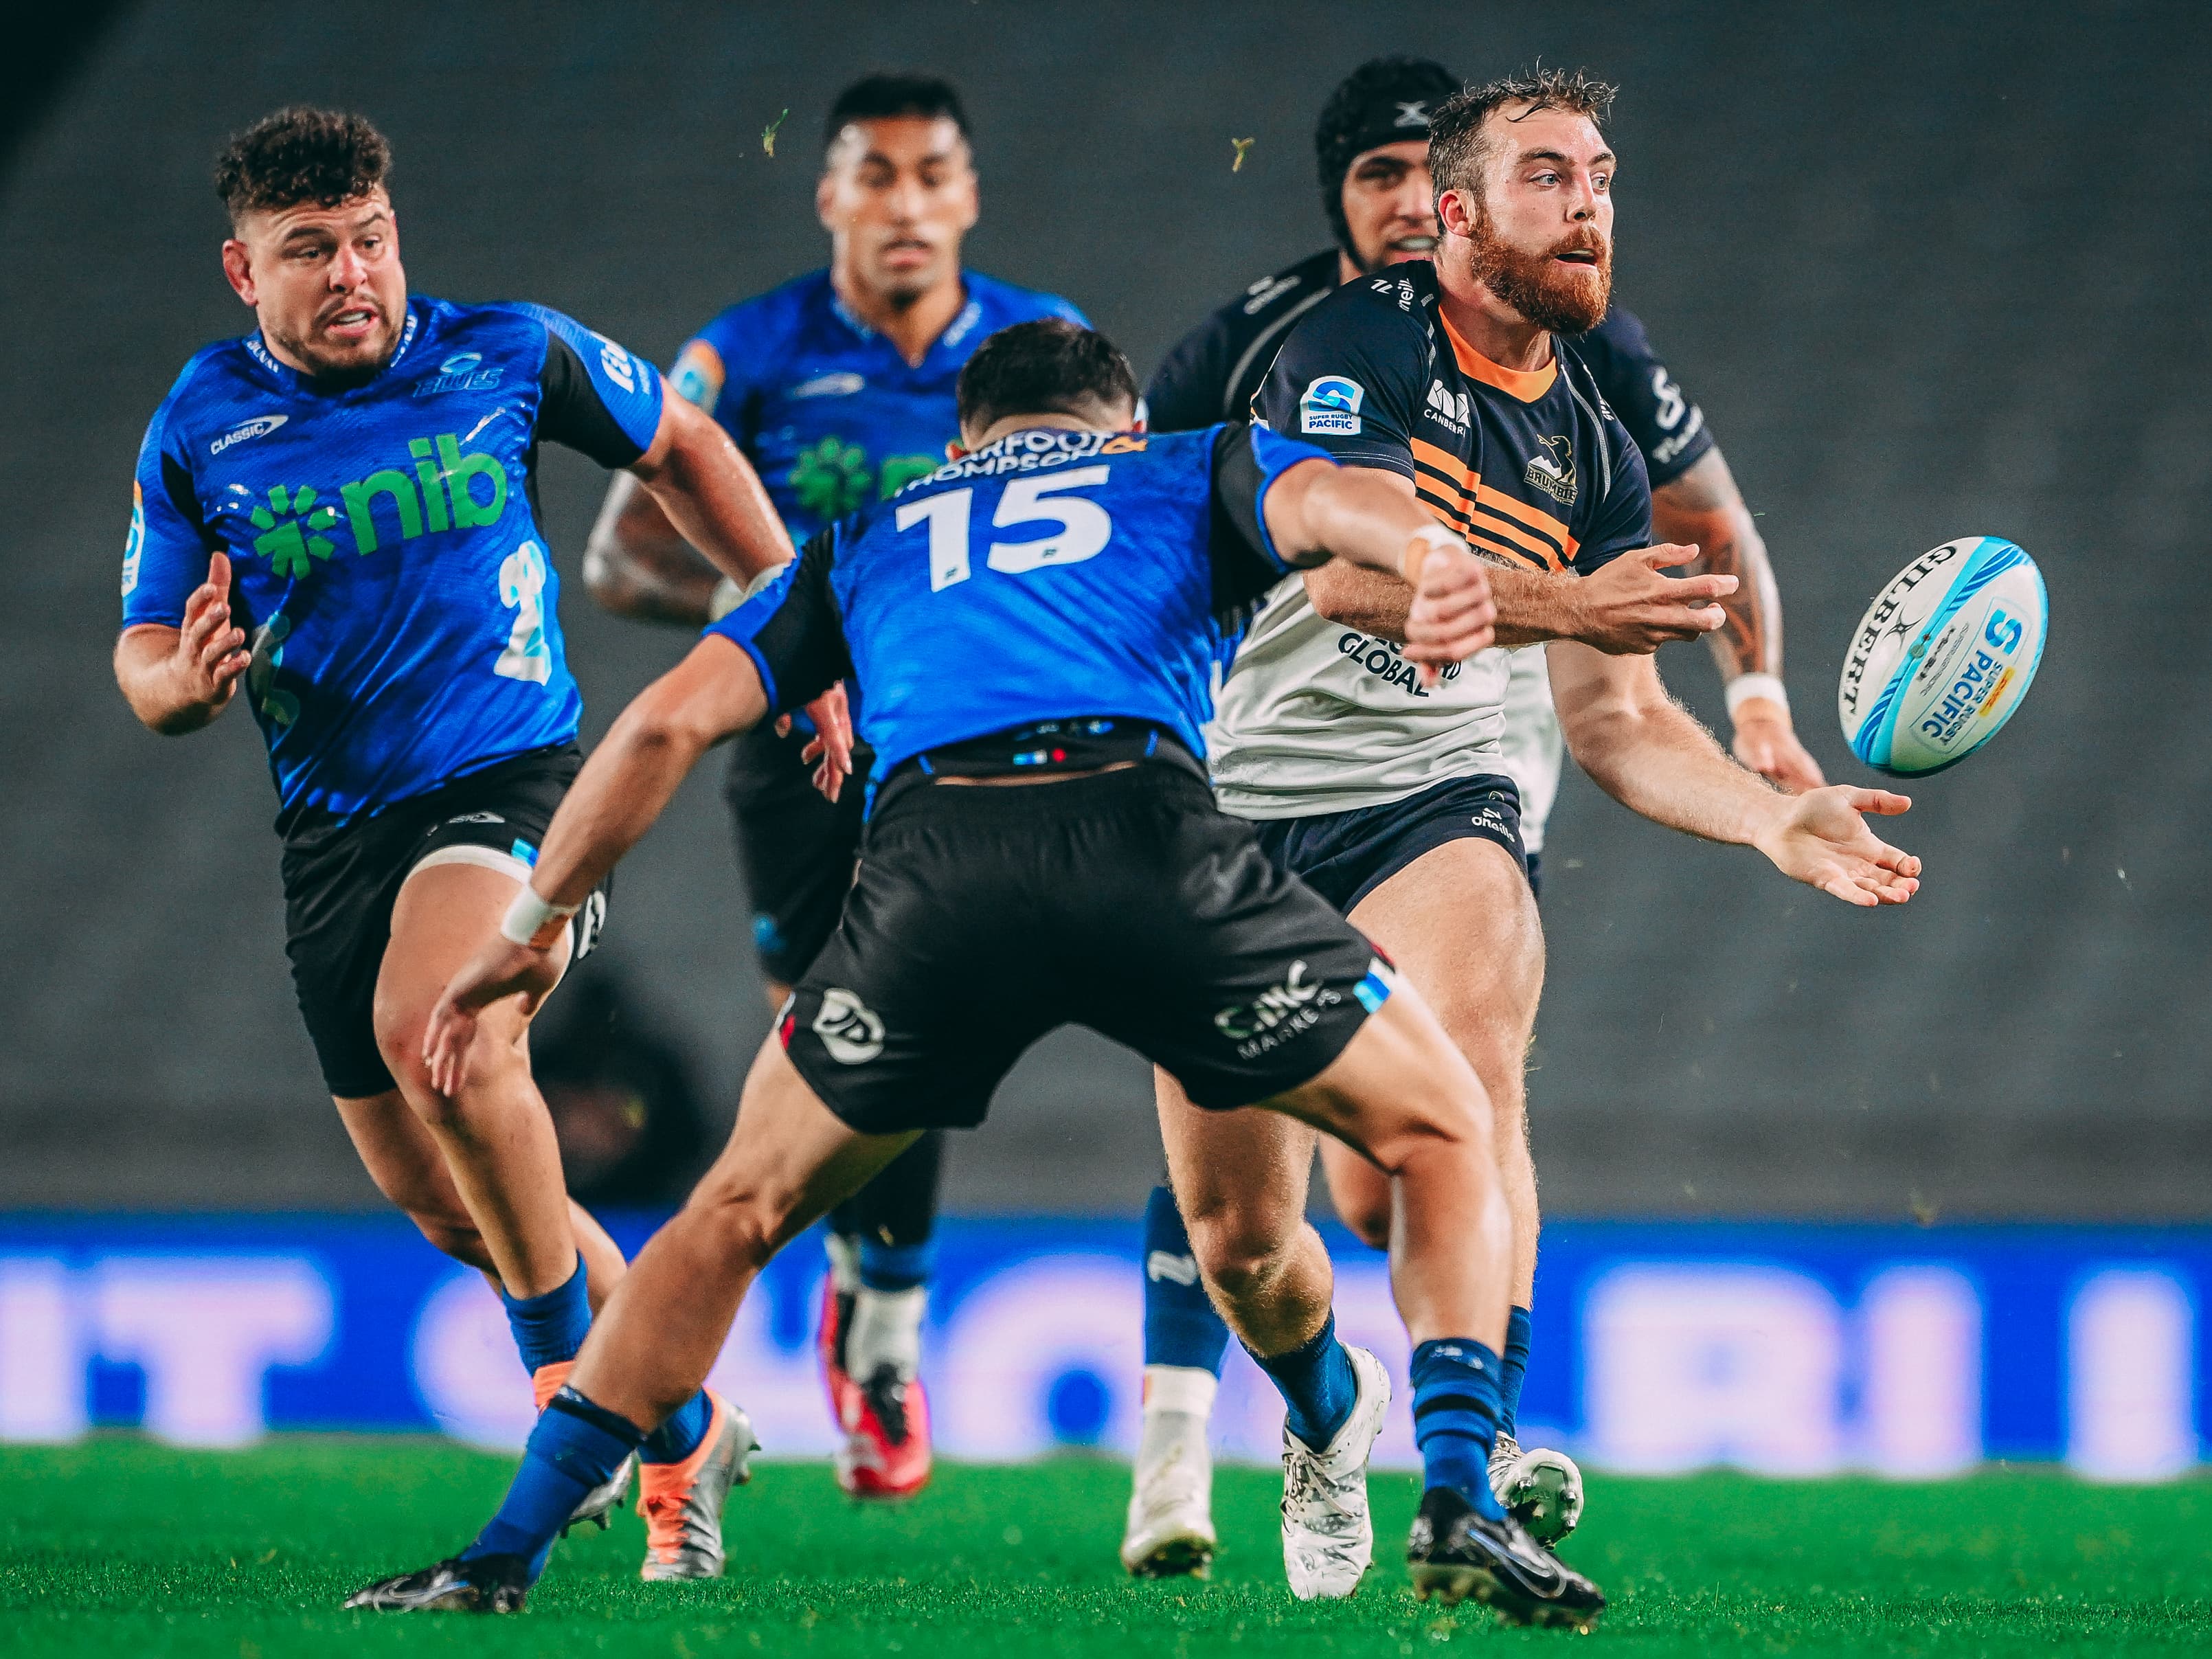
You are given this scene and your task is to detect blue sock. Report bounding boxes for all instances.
[464,1388,643,1578]
[1500,1306,1533,1439]
[500,1257,591,1376]
[1410,1337,1506,1519]
[640,1388,714,1465]
[1249,1312,1358,1449]
[1142,1184,1230,1374]
[858,1239,934,1293]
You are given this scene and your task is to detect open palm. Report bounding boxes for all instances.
[1755,787,1921,907]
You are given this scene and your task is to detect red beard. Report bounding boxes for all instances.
[1467,213,1612,334]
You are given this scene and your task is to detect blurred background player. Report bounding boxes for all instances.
[113,105,805,1581]
[1125,63,1875,1577]
[583,73,1086,1498]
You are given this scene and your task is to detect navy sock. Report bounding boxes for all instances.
[1410,1338,1506,1520]
[858,1239,934,1293]
[1141,1184,1230,1375]
[500,1257,591,1376]
[464,1388,642,1578]
[1249,1312,1358,1450]
[640,1388,714,1465]
[1499,1306,1533,1440]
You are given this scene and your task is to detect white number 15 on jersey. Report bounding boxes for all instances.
[894,467,1113,592]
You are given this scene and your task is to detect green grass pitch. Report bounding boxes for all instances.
[1,1439,2204,1656]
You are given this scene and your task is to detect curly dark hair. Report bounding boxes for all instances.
[1427,68,1617,205]
[214,106,390,223]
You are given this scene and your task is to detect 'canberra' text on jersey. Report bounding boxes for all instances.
[707,425,1325,793]
[122,298,664,824]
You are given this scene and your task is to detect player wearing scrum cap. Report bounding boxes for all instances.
[1122,69,1917,1592]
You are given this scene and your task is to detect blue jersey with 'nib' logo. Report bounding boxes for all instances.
[707,423,1328,797]
[123,297,664,825]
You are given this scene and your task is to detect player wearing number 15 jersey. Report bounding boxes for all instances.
[113,106,804,1583]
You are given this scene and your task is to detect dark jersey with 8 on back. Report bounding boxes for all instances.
[1207,260,1652,820]
[702,423,1397,1134]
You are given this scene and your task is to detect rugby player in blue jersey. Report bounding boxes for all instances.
[1125,69,1919,1590]
[113,107,828,1581]
[350,317,1632,1623]
[581,73,1084,1500]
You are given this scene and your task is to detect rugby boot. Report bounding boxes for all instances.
[1487,1431,1585,1546]
[835,1362,933,1499]
[533,1361,634,1535]
[1278,1344,1390,1600]
[343,1553,531,1614]
[638,1391,758,1581]
[1406,1484,1605,1631]
[1121,1390,1217,1578]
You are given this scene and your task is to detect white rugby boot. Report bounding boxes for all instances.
[1487,1431,1585,1546]
[1121,1366,1219,1577]
[1278,1344,1390,1600]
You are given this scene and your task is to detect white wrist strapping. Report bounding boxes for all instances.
[1403,521,1467,578]
[499,885,580,949]
[1725,672,1790,718]
[707,576,745,622]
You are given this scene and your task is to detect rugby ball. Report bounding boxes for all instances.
[1838,536,2046,776]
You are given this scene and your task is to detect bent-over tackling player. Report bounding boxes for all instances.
[348,318,1611,1625]
[112,106,822,1582]
[583,74,1085,1498]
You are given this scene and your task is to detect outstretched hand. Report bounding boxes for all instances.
[421,933,564,1097]
[799,682,854,801]
[1402,541,1498,686]
[177,551,251,708]
[1752,786,1921,907]
[1574,543,1737,655]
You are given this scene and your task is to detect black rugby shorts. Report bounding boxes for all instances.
[1248,772,1527,916]
[278,744,608,1098]
[779,756,1390,1136]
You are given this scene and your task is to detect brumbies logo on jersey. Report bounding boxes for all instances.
[1300,376,1364,436]
[1524,436,1577,506]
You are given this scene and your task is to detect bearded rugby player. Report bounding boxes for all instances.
[114,106,826,1581]
[581,74,1085,1500]
[1122,70,1918,1592]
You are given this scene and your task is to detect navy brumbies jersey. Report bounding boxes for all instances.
[123,297,664,825]
[706,424,1328,798]
[1209,260,1653,817]
[1144,248,1715,489]
[672,269,1087,546]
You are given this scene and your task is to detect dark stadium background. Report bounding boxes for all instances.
[4,0,2205,1223]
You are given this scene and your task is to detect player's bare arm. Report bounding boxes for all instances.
[583,474,729,624]
[1544,640,1920,907]
[1654,447,1825,790]
[1296,466,1730,652]
[113,550,250,734]
[1261,460,1495,666]
[424,636,767,1093]
[624,392,793,594]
